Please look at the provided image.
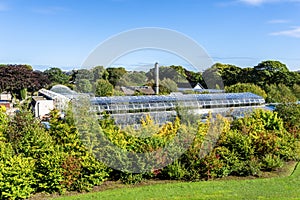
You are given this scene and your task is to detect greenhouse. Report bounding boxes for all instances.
[91,92,265,125]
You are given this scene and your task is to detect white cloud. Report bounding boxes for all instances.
[270,27,300,38]
[268,19,290,24]
[239,0,300,5]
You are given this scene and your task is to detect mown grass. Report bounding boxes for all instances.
[52,162,300,200]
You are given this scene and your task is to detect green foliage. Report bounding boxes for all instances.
[92,66,107,81]
[275,103,300,138]
[0,107,8,140]
[261,154,283,171]
[20,88,27,100]
[118,71,147,86]
[266,84,297,103]
[5,109,54,157]
[254,60,289,73]
[146,66,187,84]
[56,163,300,200]
[253,61,292,87]
[75,69,94,81]
[95,79,114,96]
[202,65,224,89]
[292,84,300,100]
[0,155,36,200]
[160,78,178,94]
[75,79,93,93]
[1,77,300,198]
[160,160,187,180]
[77,154,110,191]
[188,109,298,179]
[35,150,67,194]
[48,108,110,191]
[210,63,242,86]
[44,67,70,85]
[106,67,127,86]
[0,105,110,198]
[225,83,267,99]
[120,173,144,185]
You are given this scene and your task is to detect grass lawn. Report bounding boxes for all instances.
[51,162,300,200]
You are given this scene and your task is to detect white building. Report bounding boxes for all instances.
[31,96,54,119]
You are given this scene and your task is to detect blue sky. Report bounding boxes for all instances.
[0,0,300,71]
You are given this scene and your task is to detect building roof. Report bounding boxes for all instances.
[120,86,155,96]
[91,92,265,105]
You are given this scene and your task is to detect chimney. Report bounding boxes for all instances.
[154,62,159,95]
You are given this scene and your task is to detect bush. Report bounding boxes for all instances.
[0,106,8,140]
[75,153,110,191]
[275,103,300,138]
[35,150,67,194]
[5,109,54,157]
[160,160,187,180]
[261,154,283,171]
[232,157,262,176]
[120,173,144,185]
[266,84,297,103]
[0,155,36,200]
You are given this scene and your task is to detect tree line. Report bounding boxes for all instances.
[0,60,299,102]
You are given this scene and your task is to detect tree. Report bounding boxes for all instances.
[289,72,300,86]
[202,65,224,89]
[254,60,289,72]
[266,84,297,103]
[44,67,70,85]
[146,66,187,84]
[118,71,147,86]
[106,67,127,86]
[0,65,50,98]
[170,65,205,88]
[75,79,93,93]
[160,78,178,94]
[30,70,51,92]
[275,104,300,135]
[292,84,300,100]
[75,69,94,81]
[253,61,290,87]
[95,79,114,96]
[239,67,255,83]
[211,63,242,86]
[225,83,267,99]
[92,66,107,81]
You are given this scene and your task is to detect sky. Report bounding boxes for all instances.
[0,0,300,71]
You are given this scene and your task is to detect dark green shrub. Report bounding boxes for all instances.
[275,103,300,138]
[5,109,54,157]
[232,157,262,176]
[160,160,187,180]
[120,173,144,185]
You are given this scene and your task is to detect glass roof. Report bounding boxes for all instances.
[91,92,264,105]
[50,85,77,96]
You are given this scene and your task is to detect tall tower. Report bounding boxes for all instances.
[154,62,159,95]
